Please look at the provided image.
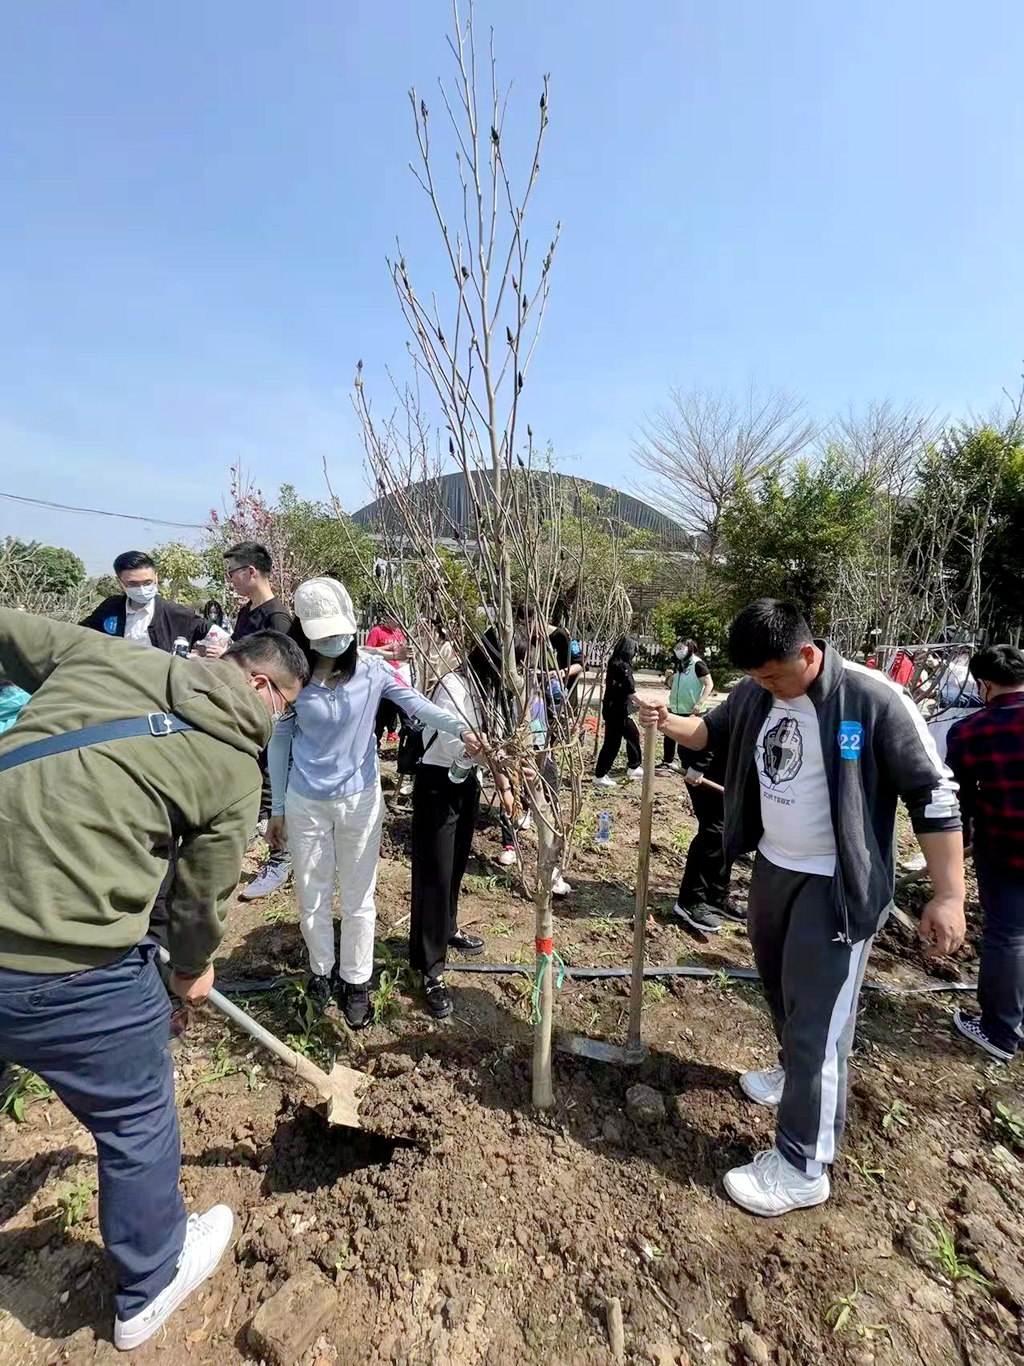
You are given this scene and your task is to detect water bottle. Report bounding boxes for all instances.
[172,637,190,658]
[448,747,476,784]
[596,811,612,845]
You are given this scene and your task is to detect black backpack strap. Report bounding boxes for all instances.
[0,714,195,776]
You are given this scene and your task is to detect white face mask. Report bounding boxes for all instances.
[124,582,158,605]
[316,633,354,658]
[675,646,690,661]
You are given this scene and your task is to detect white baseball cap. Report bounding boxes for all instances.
[293,577,358,640]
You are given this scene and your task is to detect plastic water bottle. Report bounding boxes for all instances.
[172,637,190,658]
[448,747,476,784]
[596,811,612,845]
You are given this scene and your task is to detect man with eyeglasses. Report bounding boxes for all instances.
[201,543,294,899]
[0,609,308,1348]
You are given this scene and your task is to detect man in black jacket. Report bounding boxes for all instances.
[81,551,205,653]
[641,599,965,1217]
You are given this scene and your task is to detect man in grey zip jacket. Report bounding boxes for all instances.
[641,600,966,1217]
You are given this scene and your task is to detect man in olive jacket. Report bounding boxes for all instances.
[0,607,307,1350]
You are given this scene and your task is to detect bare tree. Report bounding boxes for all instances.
[632,383,817,563]
[345,2,631,1109]
[0,539,94,623]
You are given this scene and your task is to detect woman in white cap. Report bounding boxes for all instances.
[266,578,482,1029]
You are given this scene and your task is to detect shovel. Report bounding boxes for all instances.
[557,722,657,1066]
[158,948,371,1128]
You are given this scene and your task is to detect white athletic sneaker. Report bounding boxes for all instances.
[552,871,572,898]
[398,777,415,797]
[239,857,291,902]
[593,775,617,789]
[498,846,517,868]
[114,1205,234,1350]
[723,1148,830,1217]
[739,1065,786,1108]
[626,766,644,780]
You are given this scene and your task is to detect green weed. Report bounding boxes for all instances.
[825,1281,890,1340]
[194,1035,238,1090]
[490,920,516,938]
[281,979,336,1067]
[57,1179,94,1233]
[847,1155,886,1188]
[462,874,499,894]
[711,967,733,991]
[371,967,405,1028]
[643,982,668,1006]
[929,1223,994,1289]
[262,903,292,926]
[992,1100,1024,1150]
[670,825,692,856]
[0,1068,52,1122]
[881,1099,910,1134]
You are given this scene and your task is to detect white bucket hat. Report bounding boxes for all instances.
[293,577,358,641]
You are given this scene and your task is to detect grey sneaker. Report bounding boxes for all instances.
[239,856,291,901]
[673,902,722,933]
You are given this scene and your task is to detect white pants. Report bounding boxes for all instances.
[285,783,385,984]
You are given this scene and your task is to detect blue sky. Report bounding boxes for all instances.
[2,1,1023,574]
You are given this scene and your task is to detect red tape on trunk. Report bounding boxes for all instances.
[535,937,554,956]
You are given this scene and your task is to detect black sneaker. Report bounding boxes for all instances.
[337,980,372,1030]
[306,973,334,1015]
[448,931,484,956]
[673,902,722,933]
[423,975,454,1020]
[717,899,746,923]
[953,1009,1015,1062]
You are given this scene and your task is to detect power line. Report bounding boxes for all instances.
[0,491,207,530]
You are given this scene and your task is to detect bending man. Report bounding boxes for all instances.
[0,608,307,1348]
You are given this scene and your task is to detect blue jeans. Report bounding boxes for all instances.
[0,943,187,1320]
[977,863,1024,1055]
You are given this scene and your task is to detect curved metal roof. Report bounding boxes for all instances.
[351,470,690,548]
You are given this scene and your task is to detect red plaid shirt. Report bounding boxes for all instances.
[945,692,1024,871]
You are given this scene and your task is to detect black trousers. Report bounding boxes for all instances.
[976,861,1024,1055]
[410,766,481,979]
[677,782,731,910]
[375,699,400,744]
[595,709,641,778]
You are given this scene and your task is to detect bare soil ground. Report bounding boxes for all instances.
[3,746,1024,1365]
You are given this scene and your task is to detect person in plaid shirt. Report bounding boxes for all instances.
[946,644,1024,1062]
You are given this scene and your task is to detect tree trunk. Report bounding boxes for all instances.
[531,794,558,1110]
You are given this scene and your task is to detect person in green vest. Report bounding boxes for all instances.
[659,639,714,771]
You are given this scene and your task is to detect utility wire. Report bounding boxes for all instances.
[0,490,207,530]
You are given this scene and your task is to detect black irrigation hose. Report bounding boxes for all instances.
[217,963,977,999]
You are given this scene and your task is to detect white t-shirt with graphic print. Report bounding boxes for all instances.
[755,691,837,878]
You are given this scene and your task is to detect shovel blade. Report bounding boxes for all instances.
[556,1034,647,1066]
[319,1064,373,1129]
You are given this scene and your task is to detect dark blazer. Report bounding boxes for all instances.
[80,595,206,653]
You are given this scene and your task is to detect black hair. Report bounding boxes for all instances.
[467,627,530,695]
[969,644,1024,688]
[113,550,155,576]
[225,630,310,687]
[728,599,812,669]
[224,542,273,577]
[202,599,227,628]
[286,619,357,685]
[610,634,636,663]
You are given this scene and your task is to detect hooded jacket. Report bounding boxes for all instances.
[0,607,271,976]
[705,642,961,942]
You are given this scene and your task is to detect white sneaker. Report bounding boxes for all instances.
[239,856,291,901]
[552,871,572,898]
[739,1065,786,1108]
[498,846,517,868]
[723,1148,830,1217]
[114,1205,234,1350]
[515,811,533,831]
[626,766,644,780]
[593,775,617,789]
[398,777,415,797]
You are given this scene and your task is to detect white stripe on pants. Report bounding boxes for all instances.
[285,783,384,984]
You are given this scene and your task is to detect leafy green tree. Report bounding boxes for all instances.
[719,453,878,633]
[652,591,730,662]
[152,541,206,604]
[4,539,85,596]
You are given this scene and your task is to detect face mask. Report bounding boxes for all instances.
[675,647,690,661]
[262,678,293,723]
[124,583,158,605]
[316,633,354,659]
